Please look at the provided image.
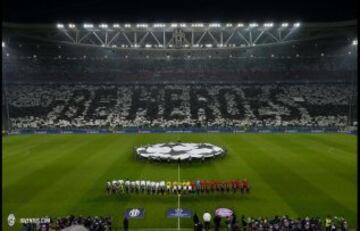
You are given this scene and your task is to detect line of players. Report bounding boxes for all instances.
[106,179,250,195]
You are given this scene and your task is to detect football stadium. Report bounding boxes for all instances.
[2,14,358,231]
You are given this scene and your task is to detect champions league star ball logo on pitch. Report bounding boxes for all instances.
[8,213,16,227]
[136,142,225,162]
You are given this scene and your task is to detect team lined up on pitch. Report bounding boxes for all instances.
[106,179,250,194]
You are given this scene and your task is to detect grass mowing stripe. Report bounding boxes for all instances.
[266,134,356,184]
[218,135,300,216]
[3,136,105,207]
[243,135,357,227]
[281,135,356,182]
[2,133,357,230]
[2,136,88,188]
[18,135,118,213]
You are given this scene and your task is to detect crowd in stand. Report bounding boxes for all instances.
[3,83,357,130]
[193,213,349,231]
[106,179,250,195]
[21,216,111,231]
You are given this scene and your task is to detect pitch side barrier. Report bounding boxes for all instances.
[6,127,357,135]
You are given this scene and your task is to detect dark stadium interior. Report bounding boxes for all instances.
[2,1,358,230]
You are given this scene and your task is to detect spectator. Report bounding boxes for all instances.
[213,214,221,231]
[203,212,212,231]
[123,217,128,231]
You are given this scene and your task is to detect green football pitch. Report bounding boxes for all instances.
[2,133,358,230]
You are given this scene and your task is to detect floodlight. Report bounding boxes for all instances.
[183,44,189,48]
[191,23,204,27]
[205,44,213,48]
[153,23,165,28]
[68,24,76,28]
[2,42,5,48]
[226,23,233,27]
[145,44,152,48]
[209,23,221,27]
[294,22,301,28]
[171,23,178,28]
[180,23,187,27]
[83,24,94,28]
[124,24,131,28]
[113,24,120,28]
[237,23,244,27]
[193,44,200,48]
[57,24,64,29]
[99,24,108,28]
[281,23,289,27]
[352,39,357,46]
[217,44,223,47]
[264,23,274,28]
[136,24,148,28]
[249,23,258,28]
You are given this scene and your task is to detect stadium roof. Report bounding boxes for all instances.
[3,20,356,50]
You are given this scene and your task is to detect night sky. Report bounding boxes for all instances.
[2,0,358,23]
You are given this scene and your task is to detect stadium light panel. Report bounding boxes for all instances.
[68,24,76,28]
[237,23,244,27]
[193,44,200,48]
[113,24,120,28]
[209,23,221,27]
[83,24,94,28]
[153,23,165,28]
[217,44,223,47]
[124,24,131,28]
[57,24,64,29]
[191,23,204,27]
[145,44,152,48]
[99,24,108,28]
[281,23,289,27]
[136,24,148,28]
[352,39,357,45]
[294,22,301,28]
[249,23,258,28]
[171,23,178,28]
[205,44,213,48]
[264,23,274,28]
[180,23,187,27]
[2,42,5,48]
[226,23,233,27]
